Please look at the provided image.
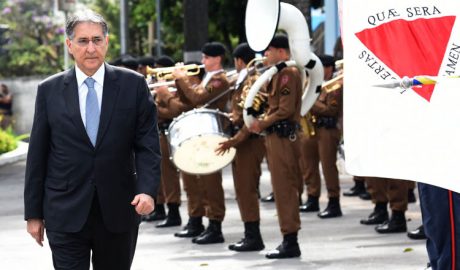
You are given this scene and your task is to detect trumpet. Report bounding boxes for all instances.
[146,64,204,81]
[148,80,177,90]
[323,60,344,93]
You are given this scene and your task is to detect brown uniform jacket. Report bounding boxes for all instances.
[310,85,342,118]
[175,71,230,112]
[155,91,193,121]
[259,66,302,131]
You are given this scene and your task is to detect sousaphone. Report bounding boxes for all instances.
[243,0,324,128]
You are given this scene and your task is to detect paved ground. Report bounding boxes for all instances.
[0,160,428,270]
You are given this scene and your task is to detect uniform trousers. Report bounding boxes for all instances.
[157,133,181,204]
[232,136,265,222]
[419,183,460,270]
[182,171,225,221]
[300,127,341,198]
[265,133,302,235]
[366,177,408,211]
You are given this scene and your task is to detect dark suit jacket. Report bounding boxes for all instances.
[24,63,161,233]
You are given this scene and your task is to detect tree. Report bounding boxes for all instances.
[0,0,64,77]
[0,24,9,56]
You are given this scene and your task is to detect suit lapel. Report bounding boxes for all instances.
[63,68,94,147]
[96,63,120,147]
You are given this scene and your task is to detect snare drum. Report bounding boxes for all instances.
[167,108,236,175]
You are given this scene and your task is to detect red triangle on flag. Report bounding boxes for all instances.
[356,16,456,101]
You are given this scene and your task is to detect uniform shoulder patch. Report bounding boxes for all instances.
[280,75,289,86]
[281,88,290,96]
[211,79,222,88]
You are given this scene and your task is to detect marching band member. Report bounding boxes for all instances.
[142,55,177,223]
[154,63,208,235]
[360,177,409,234]
[215,43,266,252]
[298,55,343,219]
[172,42,230,245]
[249,34,303,259]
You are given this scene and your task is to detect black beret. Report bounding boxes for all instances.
[232,43,255,64]
[268,34,289,49]
[109,56,122,66]
[156,55,175,67]
[138,56,155,67]
[202,42,226,57]
[120,54,139,70]
[319,54,335,67]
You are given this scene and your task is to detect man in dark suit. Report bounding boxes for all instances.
[24,10,161,270]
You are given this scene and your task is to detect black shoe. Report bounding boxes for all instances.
[360,209,389,225]
[229,237,265,251]
[174,217,204,238]
[192,220,224,244]
[299,196,319,212]
[408,189,417,203]
[142,204,166,222]
[265,233,301,259]
[407,225,427,240]
[343,181,366,196]
[156,216,182,228]
[156,203,182,228]
[228,221,265,252]
[359,192,372,200]
[375,211,407,233]
[261,192,275,203]
[317,197,342,218]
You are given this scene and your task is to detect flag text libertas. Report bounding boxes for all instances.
[358,50,396,80]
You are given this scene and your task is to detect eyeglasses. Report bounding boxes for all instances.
[73,37,105,47]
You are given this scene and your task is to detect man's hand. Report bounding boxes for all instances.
[131,193,155,215]
[172,66,187,79]
[27,219,45,247]
[215,139,235,156]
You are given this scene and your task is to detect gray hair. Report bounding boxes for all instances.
[65,10,108,40]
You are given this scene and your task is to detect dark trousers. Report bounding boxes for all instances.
[419,183,460,270]
[46,195,139,270]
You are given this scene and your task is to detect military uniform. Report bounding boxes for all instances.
[418,183,460,270]
[257,65,303,256]
[360,177,408,233]
[229,72,265,223]
[299,83,343,218]
[220,59,266,251]
[174,68,230,244]
[153,90,194,227]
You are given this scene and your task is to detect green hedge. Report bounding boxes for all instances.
[0,128,17,154]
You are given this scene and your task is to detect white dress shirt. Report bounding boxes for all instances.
[75,64,105,127]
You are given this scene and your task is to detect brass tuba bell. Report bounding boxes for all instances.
[237,57,268,117]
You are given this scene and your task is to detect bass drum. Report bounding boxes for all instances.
[167,108,236,175]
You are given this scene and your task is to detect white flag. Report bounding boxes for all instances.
[343,0,460,192]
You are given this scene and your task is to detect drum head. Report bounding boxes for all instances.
[172,134,236,175]
[245,0,280,52]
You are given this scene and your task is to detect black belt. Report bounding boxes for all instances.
[314,116,337,129]
[266,120,300,139]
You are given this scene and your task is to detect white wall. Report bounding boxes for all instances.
[1,76,45,136]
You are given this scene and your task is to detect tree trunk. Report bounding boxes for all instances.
[183,0,208,62]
